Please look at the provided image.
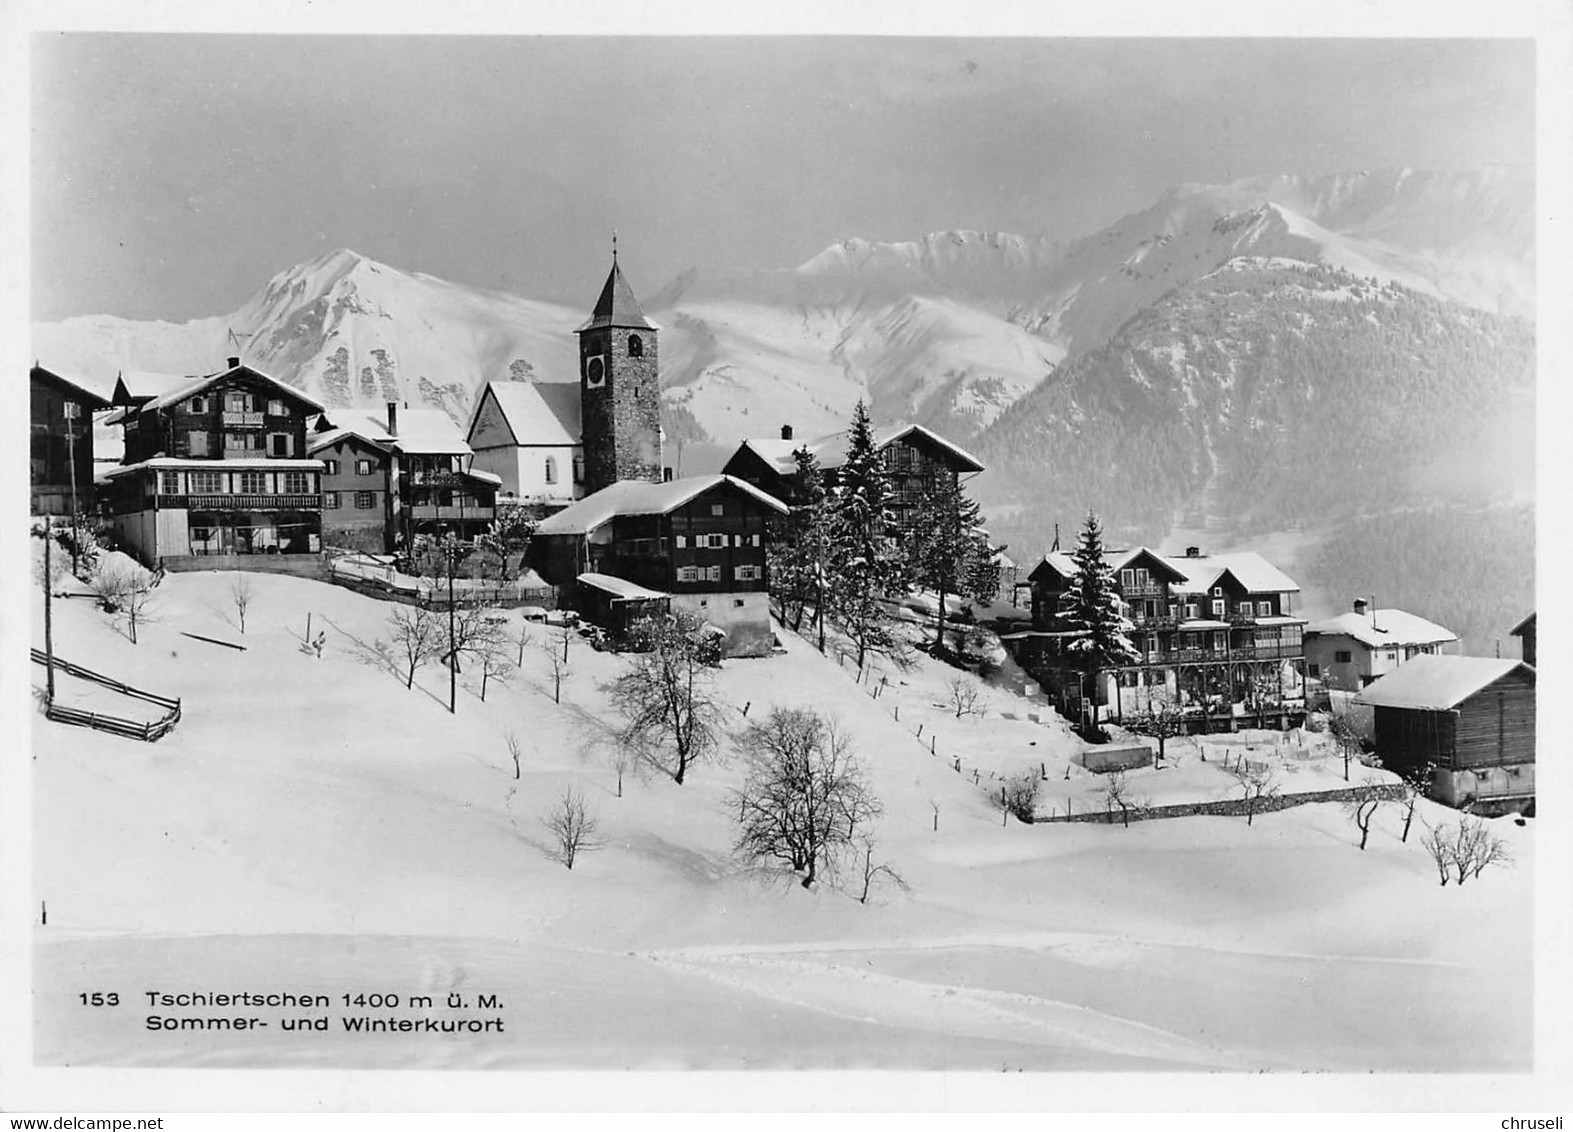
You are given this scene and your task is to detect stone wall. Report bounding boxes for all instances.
[160,553,329,579]
[1037,782,1408,824]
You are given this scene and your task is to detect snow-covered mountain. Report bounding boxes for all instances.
[33,168,1532,447]
[33,249,585,421]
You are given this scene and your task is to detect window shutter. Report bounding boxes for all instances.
[675,534,687,549]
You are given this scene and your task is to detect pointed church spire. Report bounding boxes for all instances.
[577,252,654,333]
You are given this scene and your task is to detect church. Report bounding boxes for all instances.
[506,254,788,658]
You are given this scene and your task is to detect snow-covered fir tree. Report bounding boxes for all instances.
[906,476,999,652]
[767,445,832,642]
[827,400,905,668]
[1062,509,1139,737]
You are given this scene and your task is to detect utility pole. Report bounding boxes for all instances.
[42,517,56,704]
[447,534,457,714]
[64,403,81,575]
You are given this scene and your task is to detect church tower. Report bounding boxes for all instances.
[577,252,662,495]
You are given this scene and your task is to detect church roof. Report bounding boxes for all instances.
[472,381,581,447]
[576,260,656,332]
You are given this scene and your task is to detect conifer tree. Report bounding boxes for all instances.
[827,401,905,669]
[1062,509,1138,737]
[767,445,831,638]
[906,475,999,651]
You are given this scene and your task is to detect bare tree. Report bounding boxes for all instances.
[608,739,637,798]
[1328,711,1369,782]
[1463,821,1513,881]
[542,630,571,704]
[1123,695,1186,761]
[541,787,601,870]
[1102,769,1136,828]
[610,612,724,785]
[1420,822,1454,886]
[729,707,880,888]
[516,619,533,666]
[469,617,511,702]
[229,573,255,634]
[1450,817,1513,885]
[388,604,442,689]
[855,837,909,905]
[945,675,982,719]
[999,771,1041,824]
[504,729,523,781]
[1344,787,1386,850]
[1397,761,1435,843]
[1226,758,1280,827]
[94,560,158,644]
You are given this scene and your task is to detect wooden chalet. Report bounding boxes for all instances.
[1511,613,1536,668]
[531,473,788,656]
[30,364,110,515]
[102,358,326,566]
[1008,544,1308,732]
[1359,655,1535,814]
[722,421,984,527]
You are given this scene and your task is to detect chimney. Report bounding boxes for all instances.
[386,401,398,436]
[662,466,674,483]
[781,424,794,441]
[1353,598,1369,616]
[1185,546,1201,558]
[227,356,240,369]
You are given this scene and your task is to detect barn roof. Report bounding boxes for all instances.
[1357,655,1533,711]
[535,474,788,536]
[1306,609,1458,648]
[727,421,985,478]
[31,365,111,409]
[578,573,669,601]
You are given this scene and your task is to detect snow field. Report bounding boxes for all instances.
[30,566,1532,1069]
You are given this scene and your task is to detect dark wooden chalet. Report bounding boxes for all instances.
[1511,612,1536,668]
[102,358,327,566]
[31,365,110,515]
[531,473,788,656]
[1359,655,1535,813]
[1008,545,1307,732]
[722,421,984,527]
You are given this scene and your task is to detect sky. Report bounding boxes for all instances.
[30,34,1536,322]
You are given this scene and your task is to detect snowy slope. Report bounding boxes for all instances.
[30,566,1532,1071]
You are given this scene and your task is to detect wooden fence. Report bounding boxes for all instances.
[30,648,182,742]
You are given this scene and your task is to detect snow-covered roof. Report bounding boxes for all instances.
[103,457,325,477]
[1163,551,1300,595]
[307,426,392,455]
[1357,655,1532,711]
[1178,619,1230,631]
[577,572,669,601]
[1254,615,1308,627]
[1305,609,1457,648]
[472,382,581,447]
[731,421,984,477]
[467,468,503,486]
[535,474,789,536]
[141,363,325,414]
[114,369,193,401]
[32,365,111,408]
[1511,612,1535,637]
[318,408,471,456]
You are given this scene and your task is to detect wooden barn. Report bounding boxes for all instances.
[1359,655,1535,814]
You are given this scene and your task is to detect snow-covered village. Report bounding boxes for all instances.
[10,24,1564,1118]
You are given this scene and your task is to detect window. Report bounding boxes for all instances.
[267,399,284,416]
[572,455,584,484]
[356,459,373,476]
[1308,663,1320,677]
[1121,569,1135,588]
[323,459,340,476]
[628,334,643,358]
[158,471,180,494]
[189,470,222,493]
[735,565,760,581]
[702,533,729,549]
[1257,601,1272,616]
[1212,631,1227,650]
[1211,586,1223,597]
[1135,568,1149,587]
[225,432,260,451]
[355,492,375,510]
[269,433,293,457]
[1184,603,1198,619]
[676,566,698,583]
[282,471,310,494]
[1211,600,1225,617]
[324,492,341,509]
[707,566,723,582]
[1335,650,1352,664]
[674,534,687,549]
[188,431,210,457]
[225,392,251,413]
[711,503,725,516]
[545,457,557,485]
[187,396,207,414]
[733,598,745,608]
[237,471,267,494]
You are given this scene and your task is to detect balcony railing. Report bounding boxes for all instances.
[155,494,321,510]
[410,505,494,521]
[220,448,268,460]
[221,411,265,427]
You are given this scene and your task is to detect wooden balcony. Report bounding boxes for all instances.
[221,411,265,427]
[155,493,321,510]
[410,505,494,521]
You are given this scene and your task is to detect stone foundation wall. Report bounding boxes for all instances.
[1037,782,1408,824]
